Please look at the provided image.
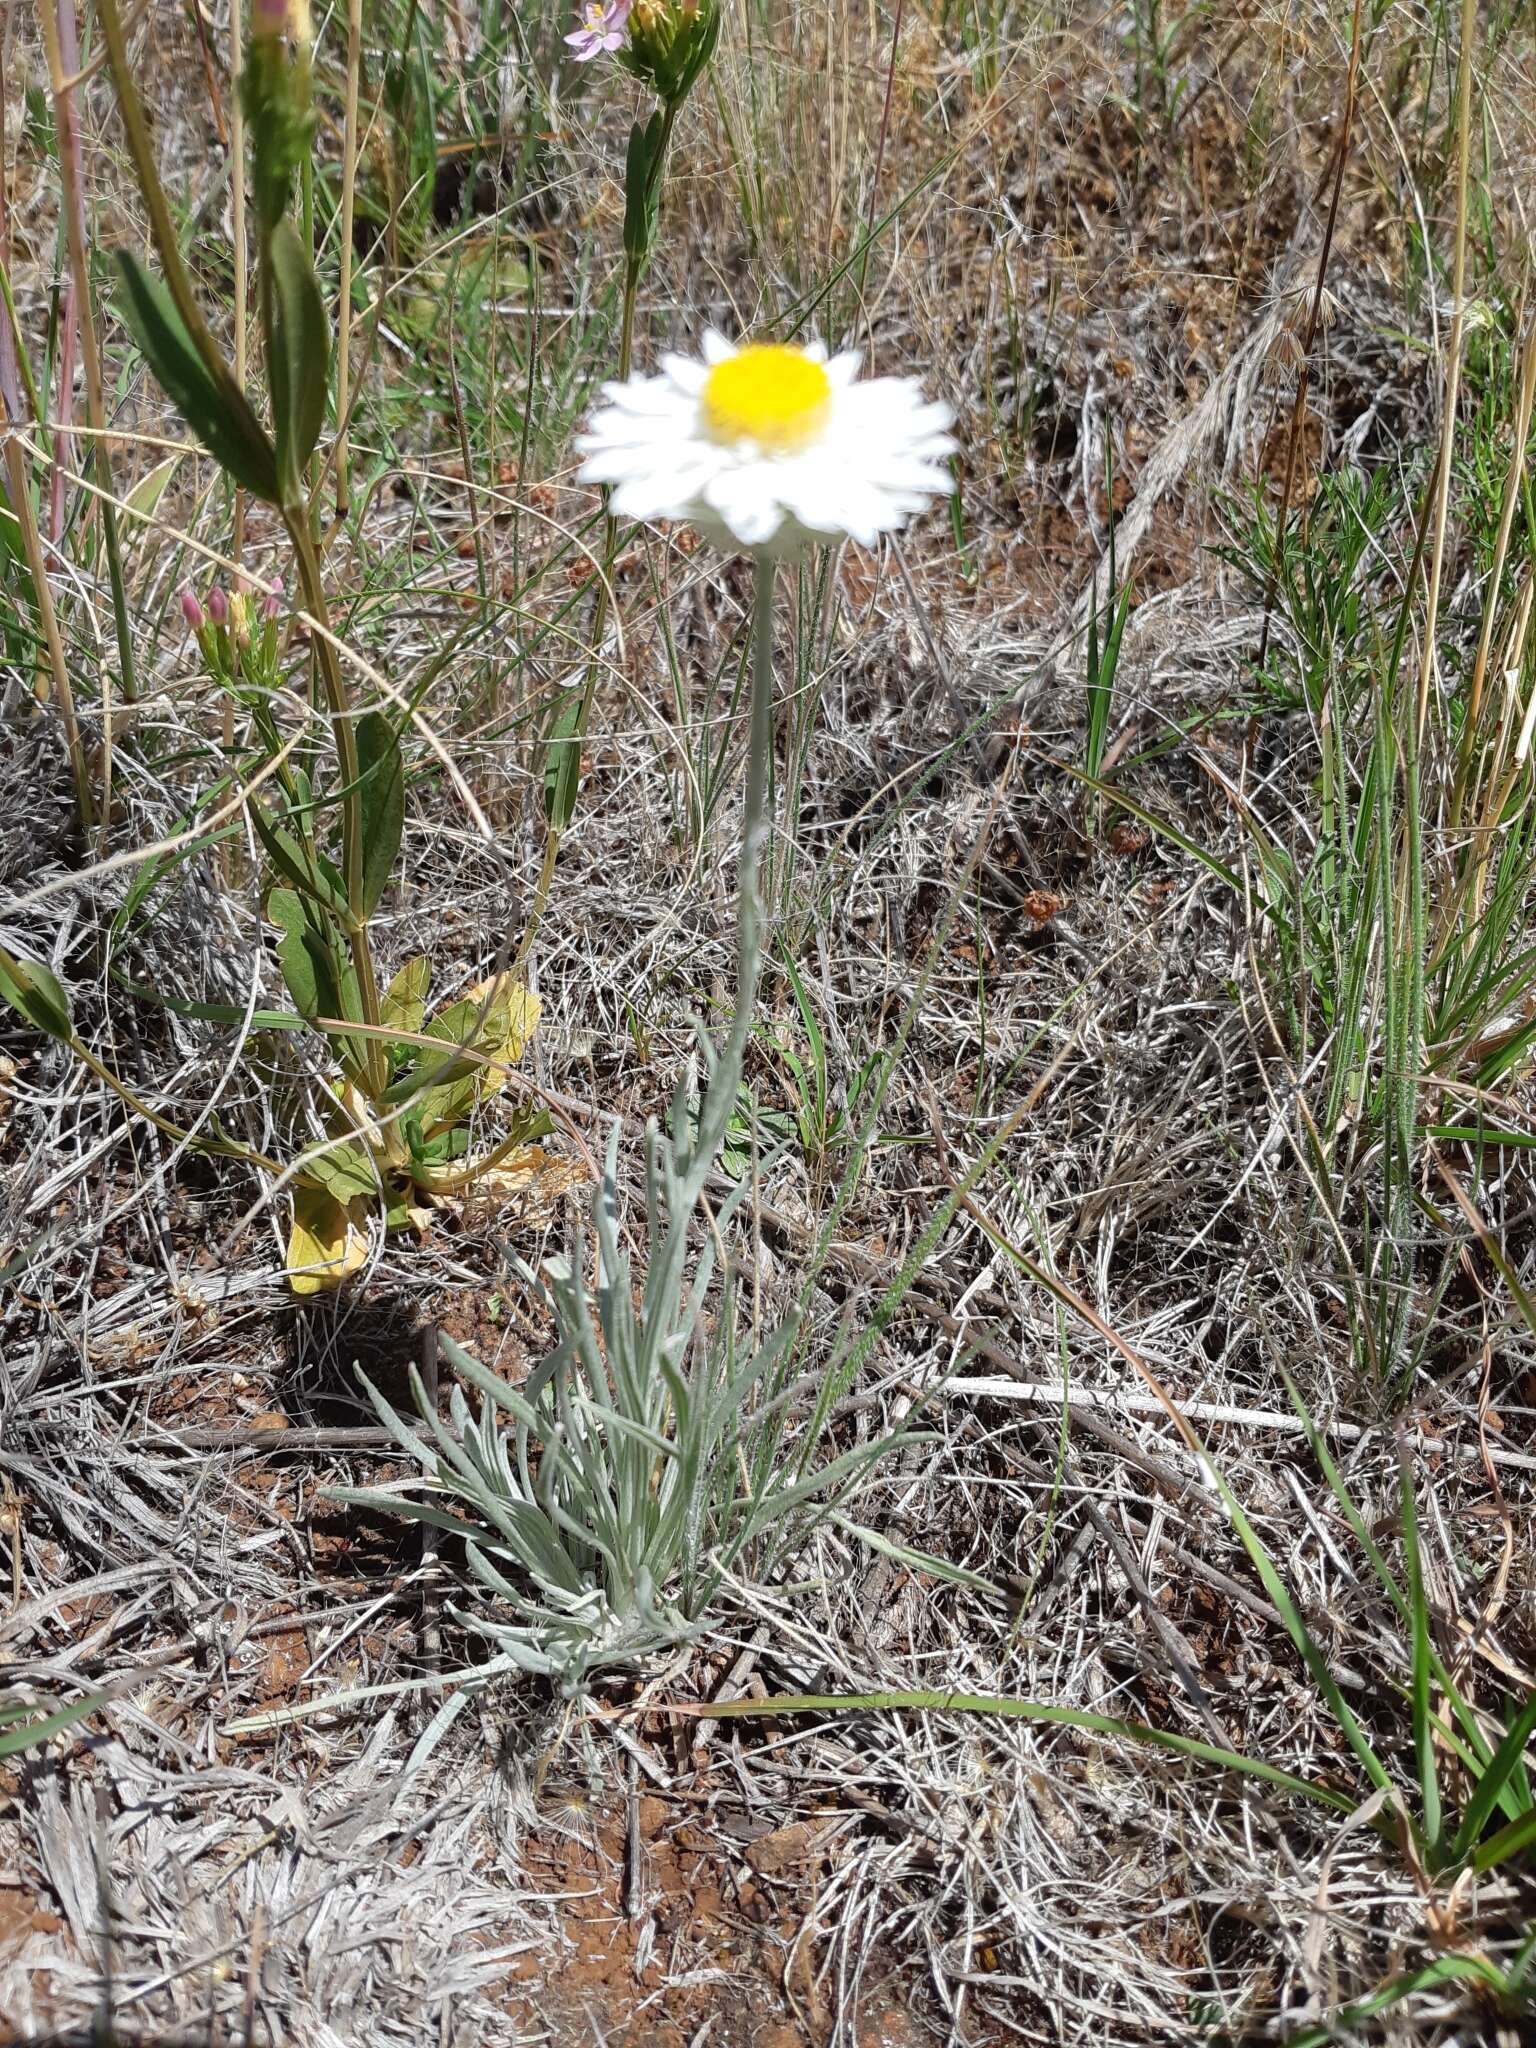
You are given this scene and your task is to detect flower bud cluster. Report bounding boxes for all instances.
[182,577,285,693]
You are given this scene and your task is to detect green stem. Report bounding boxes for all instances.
[285,508,387,1093]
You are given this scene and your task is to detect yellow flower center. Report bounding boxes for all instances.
[701,345,832,452]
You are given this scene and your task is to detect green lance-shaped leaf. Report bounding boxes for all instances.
[114,252,280,503]
[0,948,73,1043]
[266,219,330,506]
[543,695,584,833]
[356,711,405,917]
[622,110,667,265]
[250,801,347,914]
[382,955,431,1042]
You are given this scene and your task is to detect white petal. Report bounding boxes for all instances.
[660,352,709,394]
[702,464,785,546]
[701,329,736,365]
[825,350,862,389]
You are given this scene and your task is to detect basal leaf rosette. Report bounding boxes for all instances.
[283,965,558,1296]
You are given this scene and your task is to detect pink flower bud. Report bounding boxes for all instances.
[180,589,205,630]
[250,0,287,36]
[206,585,229,627]
[261,579,283,623]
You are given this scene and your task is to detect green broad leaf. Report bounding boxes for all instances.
[114,251,279,503]
[267,218,330,505]
[0,947,73,1042]
[383,955,431,1042]
[286,1179,367,1297]
[356,711,405,917]
[251,802,346,913]
[269,887,335,1023]
[383,1048,475,1110]
[295,1141,378,1203]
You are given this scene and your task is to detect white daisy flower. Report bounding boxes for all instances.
[575,332,957,554]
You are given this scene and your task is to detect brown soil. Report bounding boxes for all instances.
[502,1799,937,2046]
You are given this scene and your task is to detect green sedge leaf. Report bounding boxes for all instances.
[0,1692,104,1760]
[543,696,583,831]
[114,251,279,502]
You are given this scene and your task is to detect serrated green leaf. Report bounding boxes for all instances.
[356,711,404,916]
[0,947,73,1042]
[267,218,330,505]
[114,251,279,502]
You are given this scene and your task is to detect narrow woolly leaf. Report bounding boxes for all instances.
[114,251,279,501]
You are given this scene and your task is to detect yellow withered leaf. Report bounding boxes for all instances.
[286,1179,370,1297]
[463,975,540,1095]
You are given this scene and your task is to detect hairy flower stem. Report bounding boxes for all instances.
[685,550,774,1188]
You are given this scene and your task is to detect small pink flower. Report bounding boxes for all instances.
[206,585,229,627]
[564,0,630,60]
[180,589,205,631]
